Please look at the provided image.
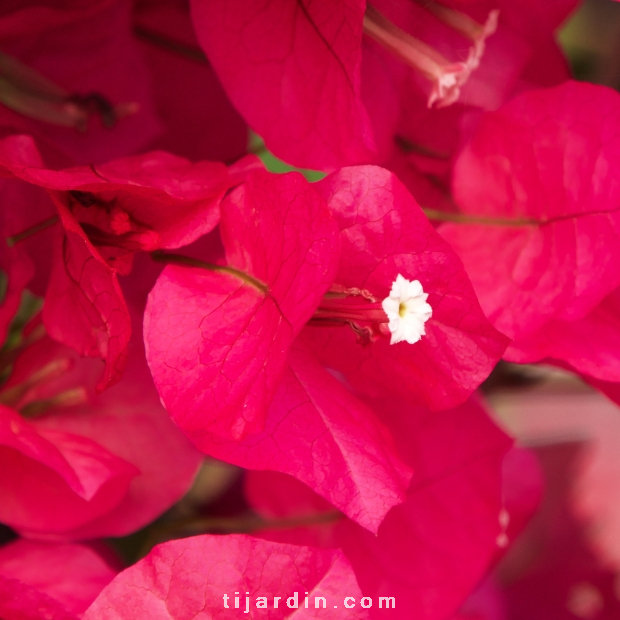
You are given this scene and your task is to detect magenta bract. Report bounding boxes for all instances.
[0,334,201,540]
[83,535,367,619]
[0,540,117,616]
[191,0,376,171]
[188,343,412,533]
[507,287,620,384]
[442,81,620,340]
[144,165,509,531]
[246,395,513,620]
[190,0,575,178]
[145,170,340,439]
[307,165,509,410]
[0,404,137,536]
[0,133,253,390]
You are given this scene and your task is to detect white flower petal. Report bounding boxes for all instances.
[382,276,432,346]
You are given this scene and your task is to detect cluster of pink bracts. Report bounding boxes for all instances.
[0,0,619,618]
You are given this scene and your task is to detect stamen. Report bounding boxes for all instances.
[310,286,390,344]
[363,4,473,108]
[420,2,499,67]
[322,284,378,302]
[363,3,498,107]
[313,297,388,325]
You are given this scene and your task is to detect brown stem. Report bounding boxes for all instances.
[133,25,208,64]
[395,135,451,160]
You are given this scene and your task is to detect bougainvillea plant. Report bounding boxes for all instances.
[1,0,620,618]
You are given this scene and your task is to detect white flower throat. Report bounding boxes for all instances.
[381,275,432,345]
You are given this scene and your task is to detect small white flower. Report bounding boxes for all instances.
[381,274,432,345]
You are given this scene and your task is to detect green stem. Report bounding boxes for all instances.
[167,510,342,535]
[138,510,344,558]
[20,387,87,418]
[151,251,268,293]
[6,215,60,246]
[137,510,342,559]
[422,208,538,227]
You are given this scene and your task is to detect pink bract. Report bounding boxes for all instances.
[441,81,620,350]
[0,133,257,390]
[42,211,131,392]
[1,134,247,257]
[83,535,368,619]
[185,342,412,533]
[0,333,201,540]
[246,395,513,620]
[190,0,575,177]
[0,403,137,536]
[306,165,509,410]
[144,170,340,439]
[336,396,512,620]
[507,287,620,384]
[0,539,117,616]
[190,0,376,170]
[144,165,508,531]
